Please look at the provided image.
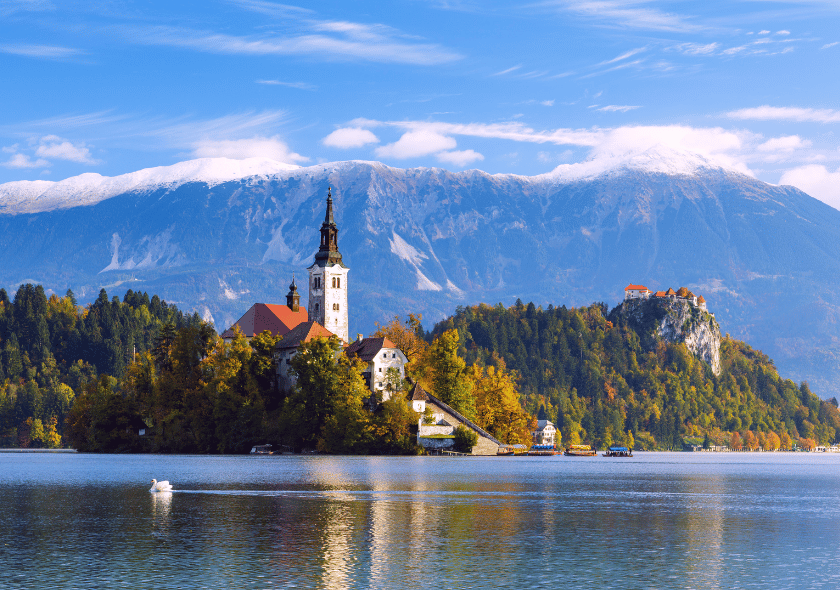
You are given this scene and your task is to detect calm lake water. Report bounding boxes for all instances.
[2,452,840,589]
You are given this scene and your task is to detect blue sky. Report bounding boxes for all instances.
[2,0,840,206]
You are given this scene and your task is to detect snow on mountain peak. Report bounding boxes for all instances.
[0,157,300,214]
[542,145,751,183]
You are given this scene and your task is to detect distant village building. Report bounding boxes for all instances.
[409,383,501,456]
[345,336,408,399]
[624,283,709,312]
[532,419,557,446]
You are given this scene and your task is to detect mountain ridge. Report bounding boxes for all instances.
[1,154,838,396]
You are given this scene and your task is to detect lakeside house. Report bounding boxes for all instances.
[409,383,502,456]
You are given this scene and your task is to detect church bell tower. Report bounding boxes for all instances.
[308,187,349,342]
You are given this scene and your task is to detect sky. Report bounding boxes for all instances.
[1,0,840,207]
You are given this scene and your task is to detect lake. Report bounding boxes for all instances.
[2,452,840,589]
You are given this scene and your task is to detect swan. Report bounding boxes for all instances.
[150,479,173,492]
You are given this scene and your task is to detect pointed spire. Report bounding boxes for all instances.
[325,186,335,225]
[315,185,343,266]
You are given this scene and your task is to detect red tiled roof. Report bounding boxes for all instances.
[665,288,677,295]
[275,321,336,351]
[346,337,399,362]
[221,303,308,339]
[624,284,649,291]
[653,291,667,297]
[697,295,706,303]
[408,382,429,402]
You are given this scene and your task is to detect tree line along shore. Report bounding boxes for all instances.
[0,285,837,453]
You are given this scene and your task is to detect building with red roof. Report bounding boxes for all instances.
[624,284,651,301]
[221,277,307,341]
[346,336,408,399]
[275,320,340,392]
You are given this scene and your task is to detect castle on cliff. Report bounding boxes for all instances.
[624,284,708,312]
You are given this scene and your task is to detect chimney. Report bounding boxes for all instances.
[357,333,363,342]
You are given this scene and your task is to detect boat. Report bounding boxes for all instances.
[564,444,597,457]
[250,444,274,455]
[528,444,558,456]
[603,446,633,457]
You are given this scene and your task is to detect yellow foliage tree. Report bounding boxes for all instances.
[372,314,430,383]
[468,356,531,445]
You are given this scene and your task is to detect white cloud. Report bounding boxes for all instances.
[670,42,719,56]
[597,105,641,112]
[541,100,555,107]
[597,47,647,65]
[779,165,840,209]
[727,105,840,123]
[759,30,770,35]
[35,135,98,164]
[0,44,80,59]
[255,79,316,90]
[375,130,457,159]
[542,0,703,32]
[775,30,790,36]
[436,149,484,167]
[492,65,521,76]
[191,136,307,163]
[322,127,379,148]
[124,20,462,65]
[756,135,811,152]
[1,153,50,169]
[822,42,839,49]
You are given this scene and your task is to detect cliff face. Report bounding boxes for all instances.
[616,299,722,375]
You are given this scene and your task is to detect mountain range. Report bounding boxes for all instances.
[1,148,839,396]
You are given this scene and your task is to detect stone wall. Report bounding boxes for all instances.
[416,401,500,456]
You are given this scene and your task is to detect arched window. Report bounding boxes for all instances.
[337,278,341,289]
[332,277,336,288]
[315,303,319,312]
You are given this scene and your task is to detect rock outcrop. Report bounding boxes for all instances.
[615,298,722,375]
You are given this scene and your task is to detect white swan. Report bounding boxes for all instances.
[150,479,173,492]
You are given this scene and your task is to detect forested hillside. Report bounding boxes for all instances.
[430,301,840,450]
[0,285,200,447]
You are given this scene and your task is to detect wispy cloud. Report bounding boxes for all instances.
[597,105,640,112]
[256,79,316,90]
[534,0,703,33]
[822,41,839,49]
[0,0,54,17]
[597,46,647,65]
[669,42,719,56]
[1,153,50,169]
[727,105,840,123]
[492,65,522,76]
[0,44,81,59]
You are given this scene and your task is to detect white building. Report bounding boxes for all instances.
[308,187,349,344]
[624,284,651,300]
[345,336,408,400]
[532,419,557,446]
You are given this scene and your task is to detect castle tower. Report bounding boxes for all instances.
[308,187,349,342]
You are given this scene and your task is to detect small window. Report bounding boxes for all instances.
[337,278,341,288]
[332,277,336,288]
[315,303,319,312]
[335,318,338,325]
[392,353,396,358]
[378,367,382,372]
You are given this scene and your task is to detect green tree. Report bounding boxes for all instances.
[427,329,476,420]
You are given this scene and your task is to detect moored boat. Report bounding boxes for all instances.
[564,444,597,456]
[528,444,558,456]
[603,446,633,457]
[250,444,274,455]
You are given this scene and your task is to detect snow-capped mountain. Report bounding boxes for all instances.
[2,152,839,396]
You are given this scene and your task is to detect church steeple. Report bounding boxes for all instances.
[315,187,343,266]
[286,274,300,312]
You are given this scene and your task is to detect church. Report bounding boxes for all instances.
[223,188,407,396]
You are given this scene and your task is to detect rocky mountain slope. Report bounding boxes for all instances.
[1,149,839,395]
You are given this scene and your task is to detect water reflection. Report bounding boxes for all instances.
[4,453,840,589]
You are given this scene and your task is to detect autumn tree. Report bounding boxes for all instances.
[372,314,429,383]
[427,329,476,421]
[469,355,531,444]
